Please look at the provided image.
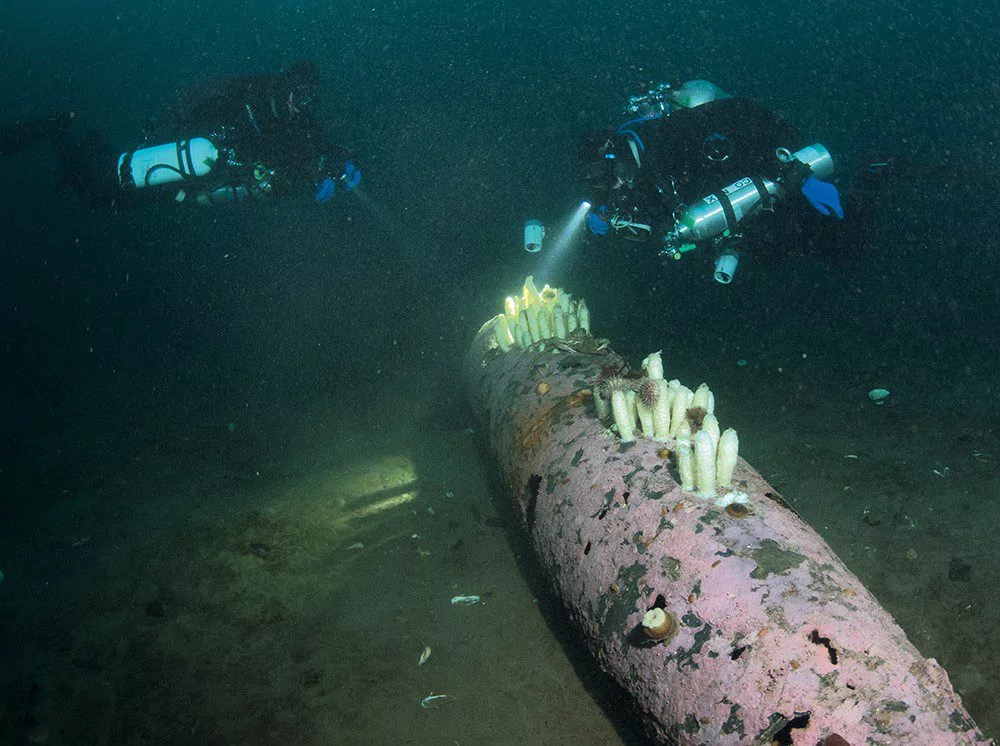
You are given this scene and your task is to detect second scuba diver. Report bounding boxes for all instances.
[0,60,360,211]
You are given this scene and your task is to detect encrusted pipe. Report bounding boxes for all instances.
[466,287,986,745]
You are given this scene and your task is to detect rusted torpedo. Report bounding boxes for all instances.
[465,279,987,745]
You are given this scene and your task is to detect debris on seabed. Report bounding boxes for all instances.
[868,388,891,405]
[346,542,364,551]
[450,595,480,606]
[420,693,450,708]
[418,645,432,666]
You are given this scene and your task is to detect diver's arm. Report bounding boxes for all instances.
[280,115,361,201]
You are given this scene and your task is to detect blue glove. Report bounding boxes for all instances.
[586,206,609,236]
[801,176,843,219]
[314,176,336,203]
[343,160,361,192]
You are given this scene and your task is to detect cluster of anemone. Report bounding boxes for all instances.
[482,277,743,506]
[591,350,742,505]
[483,276,590,352]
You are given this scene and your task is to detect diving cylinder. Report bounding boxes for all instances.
[194,164,274,206]
[667,143,834,246]
[195,181,271,206]
[117,138,219,189]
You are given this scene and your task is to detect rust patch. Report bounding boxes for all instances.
[515,392,590,457]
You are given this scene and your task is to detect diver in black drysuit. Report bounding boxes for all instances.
[581,80,885,280]
[0,60,360,212]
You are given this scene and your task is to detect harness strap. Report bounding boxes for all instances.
[715,188,738,232]
[177,139,195,179]
[749,175,773,212]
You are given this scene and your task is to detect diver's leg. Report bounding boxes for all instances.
[44,118,130,208]
[0,114,71,157]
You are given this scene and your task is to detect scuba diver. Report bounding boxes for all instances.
[580,79,851,283]
[0,60,360,211]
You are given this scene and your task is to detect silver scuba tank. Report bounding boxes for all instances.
[117,138,219,188]
[193,164,274,206]
[665,143,834,247]
[194,180,271,206]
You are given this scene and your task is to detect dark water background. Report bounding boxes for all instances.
[2,0,999,742]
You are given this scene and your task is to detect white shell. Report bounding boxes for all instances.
[868,388,891,404]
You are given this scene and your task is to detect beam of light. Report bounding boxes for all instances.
[534,201,591,284]
[295,454,421,529]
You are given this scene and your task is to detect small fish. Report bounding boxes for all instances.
[346,542,364,551]
[418,645,431,666]
[420,693,449,708]
[450,595,480,606]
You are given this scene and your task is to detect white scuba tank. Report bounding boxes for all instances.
[117,138,219,189]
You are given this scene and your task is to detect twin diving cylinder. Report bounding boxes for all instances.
[116,138,272,206]
[117,138,218,188]
[664,144,834,250]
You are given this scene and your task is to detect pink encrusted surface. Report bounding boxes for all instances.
[465,331,988,745]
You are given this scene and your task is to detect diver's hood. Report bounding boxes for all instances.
[671,80,732,109]
[583,133,641,197]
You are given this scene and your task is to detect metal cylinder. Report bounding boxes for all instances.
[669,143,835,246]
[790,142,834,180]
[465,319,985,744]
[117,138,218,188]
[673,176,780,245]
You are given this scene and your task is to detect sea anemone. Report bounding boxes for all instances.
[725,502,750,519]
[641,607,678,643]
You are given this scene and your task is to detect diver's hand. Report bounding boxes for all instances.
[586,206,609,235]
[801,176,844,219]
[314,177,337,203]
[342,160,361,192]
[314,161,361,202]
